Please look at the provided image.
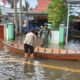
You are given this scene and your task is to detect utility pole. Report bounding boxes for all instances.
[19,0,22,34]
[65,3,70,46]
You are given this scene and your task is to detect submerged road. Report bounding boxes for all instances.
[0,49,80,80]
[0,35,80,80]
[1,57,80,73]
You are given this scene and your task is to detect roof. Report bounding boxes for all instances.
[30,0,51,13]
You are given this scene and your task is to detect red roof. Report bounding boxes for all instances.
[31,0,51,13]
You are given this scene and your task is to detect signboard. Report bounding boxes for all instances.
[66,0,80,3]
[70,4,80,16]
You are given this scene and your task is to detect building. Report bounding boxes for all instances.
[29,0,51,27]
[66,0,80,38]
[0,0,51,27]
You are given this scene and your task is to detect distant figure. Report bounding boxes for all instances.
[40,23,51,48]
[22,20,29,33]
[0,19,1,23]
[39,25,44,37]
[0,11,1,23]
[24,29,37,60]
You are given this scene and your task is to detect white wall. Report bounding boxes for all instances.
[50,31,59,44]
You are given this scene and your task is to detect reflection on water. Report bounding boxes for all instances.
[66,40,80,50]
[50,39,80,50]
[24,61,35,80]
[4,35,80,50]
[0,62,25,80]
[15,35,80,50]
[0,51,25,80]
[0,49,80,80]
[0,37,80,80]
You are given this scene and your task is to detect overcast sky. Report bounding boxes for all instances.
[0,0,38,8]
[28,0,38,8]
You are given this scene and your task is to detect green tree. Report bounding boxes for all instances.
[48,0,67,29]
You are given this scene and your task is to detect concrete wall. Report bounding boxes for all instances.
[51,31,59,44]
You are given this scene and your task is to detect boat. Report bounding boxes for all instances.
[1,40,80,60]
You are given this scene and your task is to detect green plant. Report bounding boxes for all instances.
[48,0,67,30]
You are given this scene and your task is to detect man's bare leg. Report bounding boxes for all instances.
[30,53,34,59]
[25,53,29,60]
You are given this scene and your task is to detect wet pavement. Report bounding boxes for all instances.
[0,35,80,80]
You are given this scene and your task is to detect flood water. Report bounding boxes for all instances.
[0,48,80,80]
[51,39,80,50]
[15,35,80,50]
[0,36,80,80]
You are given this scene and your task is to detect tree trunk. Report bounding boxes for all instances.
[14,0,18,34]
[19,0,22,34]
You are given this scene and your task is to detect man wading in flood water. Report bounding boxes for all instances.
[24,29,38,61]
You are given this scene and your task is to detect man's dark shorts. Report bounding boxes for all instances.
[24,44,34,54]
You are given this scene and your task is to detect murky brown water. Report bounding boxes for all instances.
[0,35,80,80]
[14,35,80,50]
[0,48,80,80]
[50,39,80,50]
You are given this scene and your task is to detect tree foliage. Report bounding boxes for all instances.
[48,0,67,29]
